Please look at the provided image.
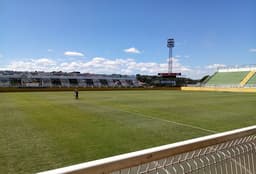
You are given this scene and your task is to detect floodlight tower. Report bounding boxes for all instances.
[158,38,180,77]
[167,38,175,73]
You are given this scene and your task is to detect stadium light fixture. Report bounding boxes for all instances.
[167,38,175,73]
[158,38,181,77]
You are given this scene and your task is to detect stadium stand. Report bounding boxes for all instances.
[113,79,122,87]
[107,79,115,87]
[60,79,70,87]
[240,71,255,86]
[92,79,101,88]
[120,80,129,87]
[245,73,256,87]
[0,78,9,87]
[99,79,109,87]
[69,79,79,87]
[0,71,138,88]
[205,71,249,86]
[85,79,94,87]
[202,64,256,88]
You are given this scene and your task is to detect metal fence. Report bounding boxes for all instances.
[201,84,243,88]
[38,126,256,174]
[217,64,256,72]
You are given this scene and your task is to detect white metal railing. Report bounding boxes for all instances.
[38,126,256,174]
[245,84,256,88]
[202,84,243,88]
[217,64,256,72]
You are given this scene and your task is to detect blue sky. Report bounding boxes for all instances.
[0,0,255,78]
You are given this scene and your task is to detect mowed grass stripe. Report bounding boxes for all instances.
[0,90,255,173]
[107,107,217,133]
[68,95,217,133]
[1,92,207,173]
[0,94,67,174]
[91,90,256,132]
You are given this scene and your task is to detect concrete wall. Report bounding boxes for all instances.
[181,87,256,93]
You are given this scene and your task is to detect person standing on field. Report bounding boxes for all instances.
[74,88,79,99]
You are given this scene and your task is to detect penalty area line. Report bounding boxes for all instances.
[116,108,217,134]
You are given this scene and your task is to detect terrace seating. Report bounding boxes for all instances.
[92,79,101,87]
[60,79,70,87]
[23,78,41,87]
[107,79,115,87]
[68,79,79,87]
[120,80,129,87]
[245,73,256,87]
[0,71,138,88]
[99,79,109,87]
[0,79,10,87]
[77,79,87,87]
[41,78,52,87]
[113,79,122,87]
[126,80,135,87]
[205,71,249,86]
[85,79,94,87]
[10,78,22,87]
[51,79,62,87]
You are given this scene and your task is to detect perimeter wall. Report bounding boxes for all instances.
[181,86,256,93]
[1,86,256,93]
[0,87,181,92]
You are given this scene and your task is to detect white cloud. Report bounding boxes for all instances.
[6,58,57,71]
[64,51,84,57]
[206,64,226,69]
[249,48,256,52]
[47,49,53,52]
[1,57,222,79]
[185,63,227,79]
[0,54,3,58]
[123,47,141,54]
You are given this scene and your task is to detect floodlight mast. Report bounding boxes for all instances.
[167,38,175,73]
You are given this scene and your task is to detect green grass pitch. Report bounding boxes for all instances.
[1,90,255,173]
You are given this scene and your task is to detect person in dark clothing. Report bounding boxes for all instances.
[74,88,79,99]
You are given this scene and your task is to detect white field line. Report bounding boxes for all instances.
[79,100,218,134]
[115,107,217,134]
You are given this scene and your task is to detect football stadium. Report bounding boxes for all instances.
[2,1,256,174]
[1,65,256,174]
[1,44,256,174]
